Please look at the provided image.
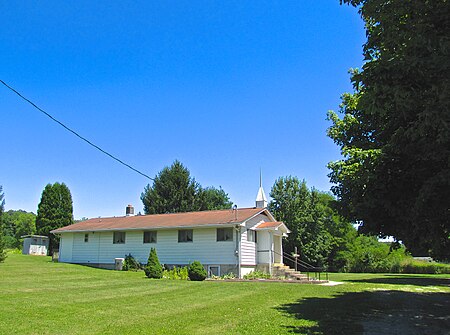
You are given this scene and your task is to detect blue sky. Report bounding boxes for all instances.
[1,1,365,218]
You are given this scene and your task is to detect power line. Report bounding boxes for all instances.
[1,79,154,181]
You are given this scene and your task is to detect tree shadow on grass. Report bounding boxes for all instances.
[276,290,449,334]
[345,275,450,287]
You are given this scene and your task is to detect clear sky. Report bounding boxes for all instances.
[1,1,365,219]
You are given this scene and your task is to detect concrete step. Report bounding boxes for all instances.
[272,264,326,283]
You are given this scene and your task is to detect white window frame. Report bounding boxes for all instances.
[247,229,257,243]
[143,231,157,244]
[208,265,220,277]
[84,233,89,243]
[217,228,233,242]
[178,229,193,243]
[113,231,126,244]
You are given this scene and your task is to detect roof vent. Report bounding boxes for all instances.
[126,204,135,217]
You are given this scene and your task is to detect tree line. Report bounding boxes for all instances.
[0,154,445,269]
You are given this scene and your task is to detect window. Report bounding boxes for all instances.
[217,228,233,242]
[143,231,157,243]
[84,233,89,243]
[178,229,193,243]
[208,265,220,277]
[247,229,257,243]
[113,232,126,244]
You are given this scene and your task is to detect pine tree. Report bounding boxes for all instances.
[141,160,232,214]
[36,183,73,253]
[144,248,163,279]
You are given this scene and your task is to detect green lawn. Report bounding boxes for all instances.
[0,255,448,334]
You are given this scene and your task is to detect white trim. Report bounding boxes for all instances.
[208,265,220,277]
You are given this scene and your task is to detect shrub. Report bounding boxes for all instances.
[221,273,236,280]
[209,273,237,280]
[163,266,189,280]
[243,270,271,280]
[122,254,141,271]
[400,259,450,274]
[6,248,22,255]
[187,261,207,281]
[144,248,163,279]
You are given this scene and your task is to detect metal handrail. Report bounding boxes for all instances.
[256,249,328,281]
[273,249,328,281]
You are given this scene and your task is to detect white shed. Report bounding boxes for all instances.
[22,235,49,256]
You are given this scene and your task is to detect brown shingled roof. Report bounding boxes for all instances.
[51,207,265,233]
[256,221,284,229]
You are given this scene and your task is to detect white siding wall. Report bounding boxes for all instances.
[59,233,74,262]
[67,227,236,266]
[241,229,256,265]
[240,213,271,266]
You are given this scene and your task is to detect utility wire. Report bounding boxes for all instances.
[1,79,154,181]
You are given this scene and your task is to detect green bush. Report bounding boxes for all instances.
[333,235,450,274]
[243,270,271,280]
[400,260,450,274]
[163,266,189,280]
[209,273,236,280]
[187,261,207,281]
[334,235,416,273]
[6,248,22,255]
[144,248,163,279]
[221,273,236,280]
[122,254,141,271]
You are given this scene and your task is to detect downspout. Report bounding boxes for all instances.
[236,225,241,278]
[269,232,273,276]
[97,232,101,266]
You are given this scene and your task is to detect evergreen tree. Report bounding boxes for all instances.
[36,183,73,253]
[196,187,233,211]
[328,0,450,259]
[141,160,232,214]
[187,261,207,281]
[0,186,6,263]
[144,248,163,279]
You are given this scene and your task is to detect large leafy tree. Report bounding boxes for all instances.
[36,183,73,252]
[141,160,232,214]
[2,210,36,249]
[328,0,450,259]
[268,176,354,267]
[0,186,6,262]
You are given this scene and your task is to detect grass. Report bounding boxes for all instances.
[0,255,449,334]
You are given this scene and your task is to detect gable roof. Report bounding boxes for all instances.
[51,207,266,233]
[256,221,283,229]
[255,221,290,234]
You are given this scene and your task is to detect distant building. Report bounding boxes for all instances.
[22,235,49,256]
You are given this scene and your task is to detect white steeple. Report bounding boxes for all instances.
[255,170,267,208]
